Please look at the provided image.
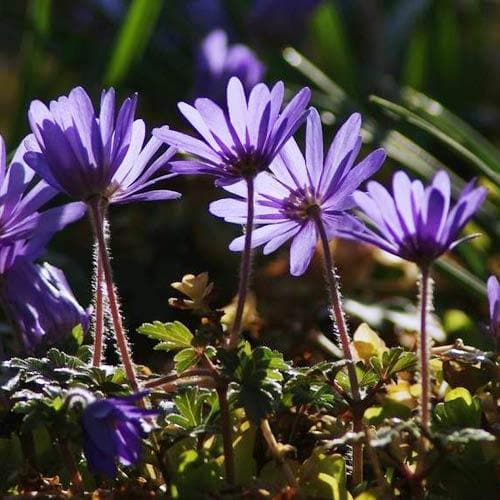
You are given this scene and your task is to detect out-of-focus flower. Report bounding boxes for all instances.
[154,77,310,186]
[0,247,90,353]
[0,135,84,245]
[339,170,487,267]
[24,87,181,204]
[487,275,499,341]
[194,29,265,105]
[81,392,158,477]
[249,0,323,47]
[210,110,385,275]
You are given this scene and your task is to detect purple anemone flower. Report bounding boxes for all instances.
[0,135,84,245]
[24,87,181,204]
[194,29,265,106]
[0,239,90,353]
[339,170,487,267]
[81,392,158,477]
[210,110,386,275]
[487,275,499,341]
[153,77,311,186]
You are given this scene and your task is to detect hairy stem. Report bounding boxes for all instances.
[418,265,432,430]
[314,214,363,485]
[227,177,254,350]
[260,419,297,488]
[88,199,139,392]
[91,242,105,367]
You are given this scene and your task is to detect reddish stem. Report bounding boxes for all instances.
[314,213,363,486]
[88,199,139,392]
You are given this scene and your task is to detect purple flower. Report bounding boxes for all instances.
[24,87,181,204]
[81,392,158,477]
[0,135,84,245]
[210,110,386,275]
[194,29,265,106]
[487,275,499,341]
[339,170,488,266]
[153,77,311,186]
[0,244,91,353]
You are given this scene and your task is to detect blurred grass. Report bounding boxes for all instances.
[104,0,164,86]
[10,0,52,143]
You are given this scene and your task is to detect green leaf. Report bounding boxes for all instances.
[168,388,216,431]
[434,387,482,430]
[138,321,193,352]
[172,449,223,498]
[308,3,357,94]
[174,348,200,374]
[401,27,429,88]
[227,343,289,423]
[364,402,412,425]
[298,450,348,500]
[104,0,163,86]
[233,421,258,485]
[370,348,417,380]
[402,87,500,176]
[70,324,84,346]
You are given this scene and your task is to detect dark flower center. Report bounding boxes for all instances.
[399,233,443,265]
[281,187,320,221]
[223,148,267,179]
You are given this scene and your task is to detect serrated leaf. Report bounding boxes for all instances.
[138,321,193,352]
[174,348,200,373]
[227,344,289,423]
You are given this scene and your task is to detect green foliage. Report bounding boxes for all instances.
[433,387,482,430]
[298,450,348,500]
[167,387,218,432]
[369,348,417,380]
[171,449,223,499]
[283,362,347,411]
[138,321,194,352]
[221,342,289,424]
[104,0,163,86]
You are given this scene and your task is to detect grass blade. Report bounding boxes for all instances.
[104,0,163,86]
[370,94,500,186]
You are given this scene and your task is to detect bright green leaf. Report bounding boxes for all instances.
[138,321,193,352]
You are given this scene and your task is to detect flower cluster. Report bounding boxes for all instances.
[210,109,386,275]
[0,74,493,489]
